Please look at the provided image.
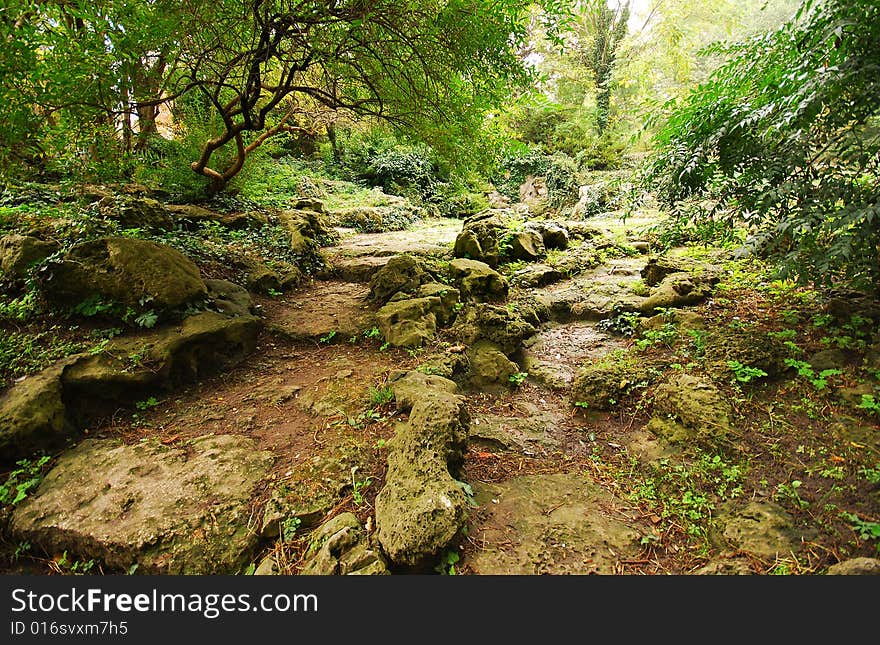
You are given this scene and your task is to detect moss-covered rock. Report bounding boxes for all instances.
[299,513,389,575]
[368,254,426,305]
[0,362,74,463]
[447,258,508,303]
[376,372,470,568]
[453,210,507,267]
[467,340,519,389]
[166,204,267,229]
[0,234,58,282]
[61,311,260,414]
[641,255,721,287]
[711,501,812,560]
[10,434,274,574]
[647,373,731,444]
[205,279,254,317]
[570,357,656,411]
[450,303,536,355]
[704,329,791,380]
[245,261,281,295]
[524,220,569,250]
[278,208,337,254]
[415,282,460,326]
[40,236,207,315]
[639,272,715,314]
[376,297,439,348]
[508,230,546,261]
[98,196,174,231]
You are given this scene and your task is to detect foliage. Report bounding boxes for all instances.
[0,330,84,385]
[727,360,768,384]
[0,455,51,508]
[644,0,880,290]
[1,0,567,192]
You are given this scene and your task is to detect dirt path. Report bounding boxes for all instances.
[73,215,670,574]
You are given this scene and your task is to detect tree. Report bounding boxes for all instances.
[574,0,629,135]
[2,0,563,192]
[643,0,880,291]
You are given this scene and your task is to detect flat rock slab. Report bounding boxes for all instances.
[532,258,646,322]
[467,473,645,574]
[325,219,460,259]
[266,281,376,341]
[469,412,560,454]
[522,322,628,389]
[11,435,275,574]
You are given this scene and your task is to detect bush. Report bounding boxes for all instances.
[643,0,880,290]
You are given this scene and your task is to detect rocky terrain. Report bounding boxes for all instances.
[1,180,878,576]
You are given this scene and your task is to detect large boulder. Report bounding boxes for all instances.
[376,297,439,348]
[10,434,274,574]
[453,210,508,267]
[376,372,470,568]
[450,303,535,355]
[0,362,74,463]
[508,230,546,261]
[40,237,207,315]
[368,255,426,305]
[0,234,58,282]
[61,311,260,413]
[98,196,174,231]
[447,258,508,303]
[647,373,732,444]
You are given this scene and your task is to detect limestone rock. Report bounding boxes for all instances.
[467,341,519,389]
[390,371,460,411]
[524,221,569,250]
[508,230,546,262]
[376,297,439,348]
[712,501,810,560]
[368,254,425,305]
[10,434,274,574]
[570,359,656,412]
[416,282,460,325]
[450,303,535,355]
[453,210,508,267]
[0,362,74,463]
[447,258,508,303]
[167,204,267,229]
[640,272,715,314]
[825,558,880,575]
[0,234,57,282]
[98,196,173,231]
[648,374,731,444]
[40,236,207,315]
[61,311,260,412]
[467,474,644,574]
[205,279,254,317]
[299,513,389,575]
[641,255,721,287]
[376,372,470,567]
